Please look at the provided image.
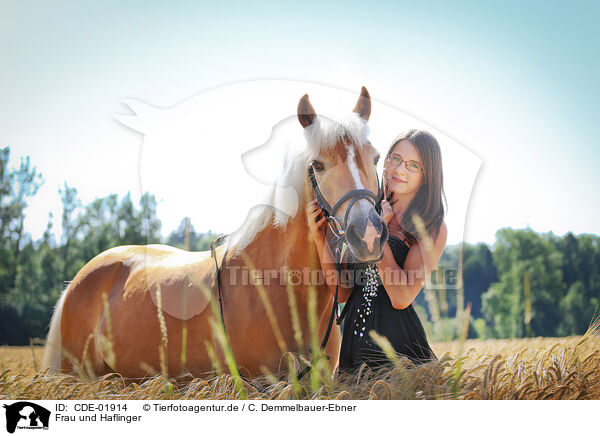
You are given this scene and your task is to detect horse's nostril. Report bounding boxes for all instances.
[368,208,384,234]
[345,223,362,247]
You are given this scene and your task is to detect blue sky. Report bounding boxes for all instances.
[1,0,599,245]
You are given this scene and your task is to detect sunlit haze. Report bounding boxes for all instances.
[2,1,598,247]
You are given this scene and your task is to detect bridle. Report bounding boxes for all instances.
[307,163,385,260]
[295,163,388,379]
[209,162,388,381]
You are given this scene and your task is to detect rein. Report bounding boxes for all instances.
[209,165,385,381]
[296,164,385,380]
[210,234,229,336]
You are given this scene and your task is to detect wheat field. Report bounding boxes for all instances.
[1,331,599,400]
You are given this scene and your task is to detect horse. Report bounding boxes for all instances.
[41,86,388,379]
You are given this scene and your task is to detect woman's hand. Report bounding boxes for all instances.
[306,200,352,299]
[306,199,328,243]
[381,178,397,225]
[380,198,396,225]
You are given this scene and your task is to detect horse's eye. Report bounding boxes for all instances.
[311,160,325,172]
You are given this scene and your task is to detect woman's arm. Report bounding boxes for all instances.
[313,234,353,302]
[376,221,448,310]
[306,200,353,302]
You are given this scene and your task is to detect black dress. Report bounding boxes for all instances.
[339,234,437,373]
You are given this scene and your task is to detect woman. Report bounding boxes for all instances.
[307,129,448,373]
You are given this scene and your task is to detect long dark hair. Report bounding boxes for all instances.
[384,129,446,241]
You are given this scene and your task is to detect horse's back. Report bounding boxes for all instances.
[60,244,220,377]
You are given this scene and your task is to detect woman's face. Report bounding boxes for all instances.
[384,139,425,196]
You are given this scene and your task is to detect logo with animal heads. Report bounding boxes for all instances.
[2,402,50,434]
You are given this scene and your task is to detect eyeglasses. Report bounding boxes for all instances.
[387,153,423,173]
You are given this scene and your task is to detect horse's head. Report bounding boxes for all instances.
[298,87,388,262]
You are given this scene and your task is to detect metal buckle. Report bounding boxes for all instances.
[327,216,344,236]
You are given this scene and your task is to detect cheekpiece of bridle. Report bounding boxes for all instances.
[294,163,388,381]
[308,163,386,263]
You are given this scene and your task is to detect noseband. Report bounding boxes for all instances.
[308,164,384,249]
[295,164,387,380]
[210,164,389,382]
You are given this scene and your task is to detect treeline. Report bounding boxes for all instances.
[0,147,216,344]
[414,229,600,341]
[1,147,599,345]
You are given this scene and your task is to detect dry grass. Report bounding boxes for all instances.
[2,332,599,400]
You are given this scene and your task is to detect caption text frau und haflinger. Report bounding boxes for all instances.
[54,413,141,423]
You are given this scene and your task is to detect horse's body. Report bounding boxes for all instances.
[47,214,337,378]
[42,87,386,379]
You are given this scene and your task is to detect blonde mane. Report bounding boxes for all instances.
[228,112,370,256]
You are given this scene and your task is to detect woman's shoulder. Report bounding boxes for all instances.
[387,221,417,248]
[389,231,416,249]
[436,220,448,247]
[390,220,447,251]
[414,220,447,261]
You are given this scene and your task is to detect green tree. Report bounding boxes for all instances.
[167,218,217,251]
[482,228,564,338]
[118,193,143,244]
[0,147,43,292]
[39,213,63,295]
[558,280,596,336]
[0,148,170,344]
[59,183,82,280]
[463,243,497,319]
[139,192,162,244]
[553,232,600,335]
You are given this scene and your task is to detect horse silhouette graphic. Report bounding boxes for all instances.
[115,80,481,292]
[2,402,50,434]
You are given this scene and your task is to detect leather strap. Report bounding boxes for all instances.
[210,234,229,335]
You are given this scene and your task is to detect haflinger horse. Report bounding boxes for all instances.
[42,87,388,379]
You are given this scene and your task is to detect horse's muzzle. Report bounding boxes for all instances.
[345,208,389,262]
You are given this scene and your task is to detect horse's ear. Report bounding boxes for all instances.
[297,94,316,128]
[353,86,371,121]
